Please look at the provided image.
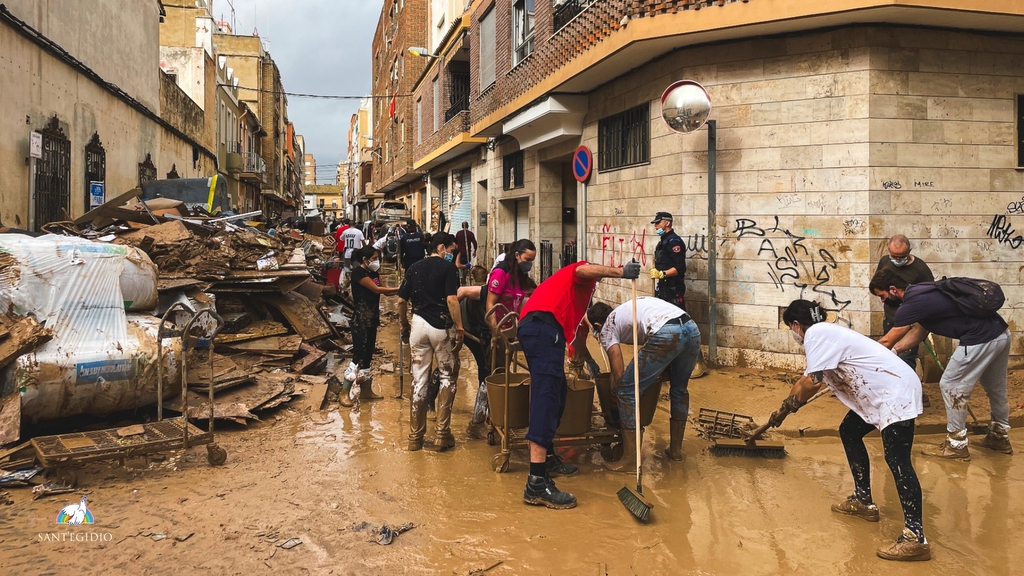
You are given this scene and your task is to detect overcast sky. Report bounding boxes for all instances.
[219,0,380,182]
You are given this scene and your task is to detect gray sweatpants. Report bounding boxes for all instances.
[939,330,1011,434]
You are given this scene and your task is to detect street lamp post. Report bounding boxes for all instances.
[660,80,717,366]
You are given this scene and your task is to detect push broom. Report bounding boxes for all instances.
[617,277,654,522]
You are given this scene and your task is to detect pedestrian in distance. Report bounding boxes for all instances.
[870,268,1013,460]
[518,259,642,510]
[767,299,930,562]
[398,232,464,452]
[455,221,478,284]
[398,219,426,272]
[341,246,400,405]
[874,234,934,406]
[586,297,700,467]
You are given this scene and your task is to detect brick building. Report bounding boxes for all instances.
[370,0,430,227]
[403,0,1024,370]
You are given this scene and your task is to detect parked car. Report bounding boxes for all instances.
[371,201,411,224]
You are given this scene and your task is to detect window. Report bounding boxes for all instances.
[598,103,650,171]
[1018,94,1024,168]
[84,132,105,209]
[138,153,157,187]
[512,0,535,65]
[479,9,495,89]
[445,70,470,122]
[416,98,423,144]
[503,151,524,190]
[34,116,70,229]
[432,76,440,132]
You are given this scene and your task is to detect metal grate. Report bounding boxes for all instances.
[553,0,597,31]
[598,102,650,171]
[445,71,470,122]
[35,116,71,229]
[540,240,553,281]
[166,164,180,179]
[138,153,157,187]
[84,132,105,209]
[697,408,755,439]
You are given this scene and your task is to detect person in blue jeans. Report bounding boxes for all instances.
[587,297,701,468]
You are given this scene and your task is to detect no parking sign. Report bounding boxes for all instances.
[572,146,592,184]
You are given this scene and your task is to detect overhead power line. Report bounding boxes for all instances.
[222,84,410,100]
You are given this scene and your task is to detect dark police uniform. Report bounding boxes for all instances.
[654,229,687,310]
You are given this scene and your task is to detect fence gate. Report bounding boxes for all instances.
[35,116,71,229]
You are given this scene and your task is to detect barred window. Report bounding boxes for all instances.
[598,103,650,171]
[503,151,524,190]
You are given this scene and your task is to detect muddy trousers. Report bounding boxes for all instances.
[839,411,924,539]
[617,319,701,428]
[350,306,379,370]
[409,316,458,443]
[939,330,1011,436]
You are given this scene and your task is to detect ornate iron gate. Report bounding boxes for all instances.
[85,132,106,208]
[35,116,71,228]
[138,153,157,187]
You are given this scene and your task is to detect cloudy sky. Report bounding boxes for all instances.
[220,0,380,183]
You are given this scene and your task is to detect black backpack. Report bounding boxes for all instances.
[918,277,1005,317]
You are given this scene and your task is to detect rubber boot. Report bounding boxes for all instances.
[408,397,427,451]
[666,397,689,461]
[435,384,457,451]
[604,428,638,473]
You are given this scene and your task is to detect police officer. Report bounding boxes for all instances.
[649,212,687,309]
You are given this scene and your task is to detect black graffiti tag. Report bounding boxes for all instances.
[988,214,1024,249]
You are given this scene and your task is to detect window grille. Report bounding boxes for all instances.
[84,132,106,208]
[503,151,524,190]
[138,153,157,187]
[35,115,71,228]
[598,103,650,171]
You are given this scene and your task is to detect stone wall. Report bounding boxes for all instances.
[573,26,1024,369]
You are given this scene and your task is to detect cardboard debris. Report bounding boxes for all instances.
[220,334,302,354]
[259,292,332,341]
[112,220,192,248]
[0,395,21,447]
[0,316,52,371]
[292,343,327,375]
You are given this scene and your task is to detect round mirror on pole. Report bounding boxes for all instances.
[660,80,712,134]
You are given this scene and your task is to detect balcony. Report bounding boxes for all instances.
[553,0,597,31]
[238,152,266,182]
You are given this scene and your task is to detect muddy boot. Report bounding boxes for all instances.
[831,495,880,522]
[434,385,457,452]
[876,529,931,562]
[604,428,638,473]
[338,381,354,408]
[545,453,579,477]
[666,419,687,461]
[408,398,427,451]
[523,475,577,510]
[466,420,489,440]
[924,430,970,461]
[979,423,1013,454]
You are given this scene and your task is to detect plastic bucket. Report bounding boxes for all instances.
[555,376,596,436]
[485,371,530,428]
[595,373,664,428]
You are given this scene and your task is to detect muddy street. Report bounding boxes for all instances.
[2,317,1023,576]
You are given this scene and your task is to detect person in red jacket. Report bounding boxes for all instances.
[518,259,640,510]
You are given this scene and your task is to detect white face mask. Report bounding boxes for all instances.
[791,330,804,345]
[367,260,381,272]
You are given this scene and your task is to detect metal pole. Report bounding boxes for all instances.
[28,157,37,232]
[706,120,717,366]
[579,182,587,262]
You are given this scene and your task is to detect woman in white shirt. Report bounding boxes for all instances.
[765,299,930,563]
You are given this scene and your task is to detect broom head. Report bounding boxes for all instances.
[617,485,653,522]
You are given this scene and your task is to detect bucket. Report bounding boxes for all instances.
[595,373,665,428]
[555,375,596,436]
[485,370,530,428]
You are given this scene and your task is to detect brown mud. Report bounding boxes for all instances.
[2,304,1024,575]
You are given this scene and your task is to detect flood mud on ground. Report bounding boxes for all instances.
[2,313,1023,575]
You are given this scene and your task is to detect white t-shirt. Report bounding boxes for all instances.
[339,228,365,259]
[802,322,923,430]
[600,297,685,349]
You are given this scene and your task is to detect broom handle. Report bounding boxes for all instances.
[632,278,642,492]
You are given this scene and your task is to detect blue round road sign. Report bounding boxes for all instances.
[573,146,592,183]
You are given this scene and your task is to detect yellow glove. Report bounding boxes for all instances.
[650,268,667,280]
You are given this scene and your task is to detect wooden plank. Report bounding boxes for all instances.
[214,321,288,344]
[259,292,332,341]
[0,317,52,371]
[292,343,327,374]
[221,334,302,354]
[72,187,142,225]
[0,394,20,446]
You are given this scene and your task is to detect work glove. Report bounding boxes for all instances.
[767,395,805,428]
[622,259,641,280]
[649,268,666,280]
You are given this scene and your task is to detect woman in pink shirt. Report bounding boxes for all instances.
[486,239,537,329]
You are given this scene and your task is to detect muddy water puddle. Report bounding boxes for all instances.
[2,331,1024,574]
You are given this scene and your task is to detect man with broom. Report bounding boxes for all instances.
[763,299,930,562]
[518,260,641,509]
[586,297,700,466]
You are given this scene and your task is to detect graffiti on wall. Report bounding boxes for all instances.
[594,224,710,267]
[732,216,852,319]
[988,214,1024,249]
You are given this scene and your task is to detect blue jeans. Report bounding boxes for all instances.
[617,319,701,429]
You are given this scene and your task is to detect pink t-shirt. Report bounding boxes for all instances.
[488,267,526,322]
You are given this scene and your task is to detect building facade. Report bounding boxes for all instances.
[405,0,1024,369]
[0,0,218,229]
[304,154,317,187]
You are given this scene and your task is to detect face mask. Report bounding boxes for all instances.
[368,260,381,272]
[656,228,665,236]
[518,260,533,273]
[444,253,454,262]
[890,257,909,267]
[791,330,804,345]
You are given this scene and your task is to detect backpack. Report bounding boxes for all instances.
[919,277,1005,317]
